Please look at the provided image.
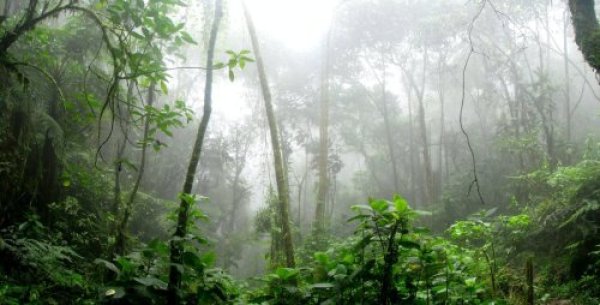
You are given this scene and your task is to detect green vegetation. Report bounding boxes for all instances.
[2,0,600,304]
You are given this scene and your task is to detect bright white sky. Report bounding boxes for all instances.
[208,0,340,124]
[243,0,338,51]
[177,0,345,211]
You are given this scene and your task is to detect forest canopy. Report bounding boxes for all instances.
[1,0,600,304]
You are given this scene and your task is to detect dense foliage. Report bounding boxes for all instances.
[2,0,600,305]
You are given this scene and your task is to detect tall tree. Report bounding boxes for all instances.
[402,49,433,205]
[569,0,600,73]
[243,1,295,268]
[114,82,155,256]
[314,27,332,238]
[564,9,573,143]
[167,0,223,302]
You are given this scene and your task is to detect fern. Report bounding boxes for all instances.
[33,110,65,152]
[559,199,600,230]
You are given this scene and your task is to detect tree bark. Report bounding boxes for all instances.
[380,221,400,305]
[114,82,154,257]
[243,1,295,268]
[526,258,534,305]
[569,0,600,74]
[403,49,433,205]
[314,27,331,237]
[437,55,446,201]
[111,82,133,216]
[564,9,573,143]
[167,0,223,302]
[39,86,61,223]
[380,65,401,195]
[417,49,433,205]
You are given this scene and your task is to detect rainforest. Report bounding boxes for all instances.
[1,0,600,304]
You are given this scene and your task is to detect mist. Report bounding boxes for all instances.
[1,0,600,304]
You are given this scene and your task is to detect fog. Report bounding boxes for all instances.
[146,0,600,276]
[2,0,600,303]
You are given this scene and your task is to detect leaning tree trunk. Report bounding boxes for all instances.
[167,0,223,303]
[113,81,154,257]
[111,81,134,217]
[569,0,600,74]
[243,1,295,268]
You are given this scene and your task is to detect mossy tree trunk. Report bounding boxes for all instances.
[569,0,600,74]
[243,1,295,268]
[314,27,331,241]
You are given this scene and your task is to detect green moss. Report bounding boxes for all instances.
[570,0,600,71]
[581,29,600,71]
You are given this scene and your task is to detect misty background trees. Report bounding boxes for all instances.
[2,0,600,304]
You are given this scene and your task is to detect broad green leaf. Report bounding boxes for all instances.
[180,31,196,44]
[311,283,335,289]
[414,209,432,216]
[393,196,408,212]
[350,204,373,213]
[133,276,167,290]
[347,214,370,222]
[398,240,420,250]
[275,267,299,281]
[201,252,216,266]
[94,259,120,275]
[369,199,388,213]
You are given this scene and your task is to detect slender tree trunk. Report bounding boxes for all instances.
[508,62,526,173]
[111,82,133,216]
[417,91,432,204]
[357,142,384,193]
[114,82,154,257]
[437,56,446,201]
[380,221,400,305]
[314,27,331,237]
[406,81,417,204]
[112,140,123,212]
[327,166,338,220]
[297,175,303,227]
[223,167,244,270]
[564,9,572,143]
[301,118,312,230]
[39,88,60,222]
[112,137,126,215]
[404,50,433,205]
[526,258,534,305]
[417,50,433,205]
[167,0,223,302]
[381,66,400,194]
[536,102,557,168]
[243,1,295,268]
[227,171,242,233]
